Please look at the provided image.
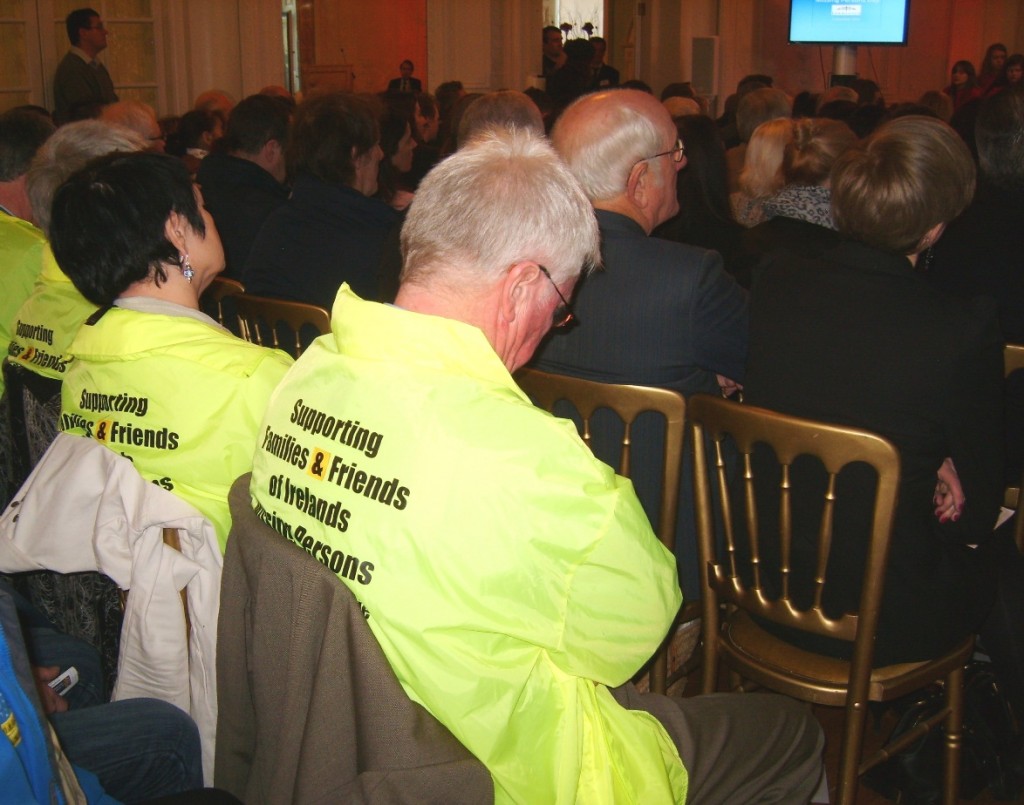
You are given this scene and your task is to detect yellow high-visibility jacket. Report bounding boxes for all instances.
[0,216,48,395]
[7,248,94,381]
[250,285,687,804]
[61,303,292,549]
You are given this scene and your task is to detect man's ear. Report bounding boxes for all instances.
[499,261,542,324]
[260,138,281,163]
[626,160,649,210]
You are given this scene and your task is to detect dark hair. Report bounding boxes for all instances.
[50,152,205,306]
[435,81,465,119]
[166,109,218,155]
[619,79,653,94]
[414,92,436,121]
[376,99,411,203]
[0,109,55,181]
[287,93,379,186]
[563,39,594,63]
[981,43,1008,77]
[976,88,1024,190]
[952,60,977,82]
[400,59,414,71]
[223,94,290,155]
[673,114,734,233]
[65,8,99,46]
[849,78,883,106]
[661,82,696,101]
[543,25,561,40]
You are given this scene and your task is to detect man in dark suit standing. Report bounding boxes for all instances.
[588,37,620,89]
[533,89,748,599]
[387,61,422,95]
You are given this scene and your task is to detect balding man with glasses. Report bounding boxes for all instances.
[533,89,749,602]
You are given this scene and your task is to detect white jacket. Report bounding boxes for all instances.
[0,433,222,784]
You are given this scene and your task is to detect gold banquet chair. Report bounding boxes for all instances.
[1003,343,1024,552]
[688,394,972,805]
[515,368,695,695]
[234,293,330,358]
[200,276,245,330]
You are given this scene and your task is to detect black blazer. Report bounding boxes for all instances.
[387,76,422,94]
[744,239,1003,664]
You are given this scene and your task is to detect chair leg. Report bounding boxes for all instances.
[943,664,965,805]
[835,697,870,805]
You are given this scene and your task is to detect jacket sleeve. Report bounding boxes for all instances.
[689,250,749,383]
[937,299,1004,546]
[555,476,682,687]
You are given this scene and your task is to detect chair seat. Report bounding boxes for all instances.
[721,610,975,706]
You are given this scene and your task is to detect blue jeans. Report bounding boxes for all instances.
[52,698,203,803]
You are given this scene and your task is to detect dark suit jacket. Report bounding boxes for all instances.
[532,210,748,598]
[387,77,422,94]
[744,239,1003,664]
[53,51,117,125]
[243,173,400,308]
[730,215,840,289]
[216,474,493,804]
[928,183,1024,481]
[196,152,289,281]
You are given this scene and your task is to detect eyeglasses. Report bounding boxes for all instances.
[634,138,686,168]
[88,24,107,31]
[538,265,576,329]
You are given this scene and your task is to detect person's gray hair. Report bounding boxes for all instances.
[737,87,791,143]
[456,91,545,147]
[401,127,599,288]
[551,92,663,202]
[27,120,145,236]
[99,100,159,139]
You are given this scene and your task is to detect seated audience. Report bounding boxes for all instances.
[52,152,292,550]
[195,93,291,279]
[0,109,54,394]
[8,120,146,463]
[725,87,790,192]
[944,59,979,111]
[929,88,1024,484]
[0,108,54,502]
[653,113,743,270]
[249,126,822,804]
[533,89,748,600]
[375,100,416,211]
[731,117,792,227]
[98,99,164,152]
[733,118,855,287]
[0,582,205,802]
[193,89,234,126]
[917,89,954,122]
[743,115,1024,725]
[166,109,223,176]
[456,90,545,145]
[244,92,401,307]
[400,91,440,189]
[980,44,1008,93]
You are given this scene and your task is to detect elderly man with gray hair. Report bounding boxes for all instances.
[249,127,821,804]
[533,89,749,601]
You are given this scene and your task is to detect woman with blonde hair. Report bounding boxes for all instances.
[731,117,792,227]
[733,117,856,285]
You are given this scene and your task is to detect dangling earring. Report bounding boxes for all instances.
[179,252,194,283]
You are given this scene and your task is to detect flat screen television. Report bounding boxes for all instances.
[789,0,910,45]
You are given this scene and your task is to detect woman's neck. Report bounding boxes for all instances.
[119,264,200,309]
